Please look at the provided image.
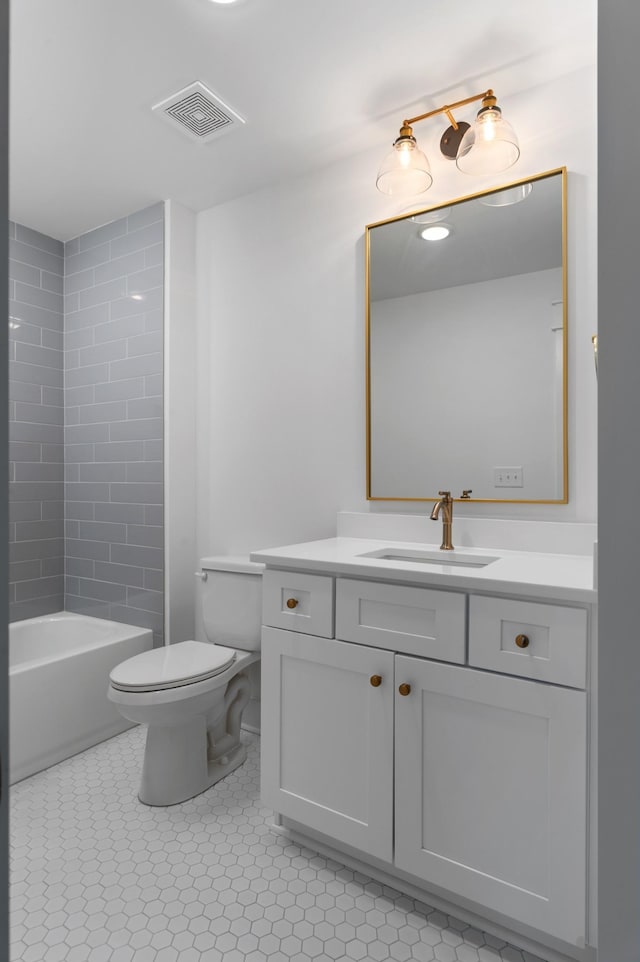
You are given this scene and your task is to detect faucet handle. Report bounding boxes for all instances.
[460,489,473,499]
[438,490,452,499]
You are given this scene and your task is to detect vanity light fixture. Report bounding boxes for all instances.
[376,89,520,197]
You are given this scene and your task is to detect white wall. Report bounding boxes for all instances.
[370,269,563,500]
[164,201,197,643]
[195,65,597,561]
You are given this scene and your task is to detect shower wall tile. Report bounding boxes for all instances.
[65,503,94,521]
[11,539,64,562]
[64,203,164,644]
[127,203,164,232]
[9,382,41,403]
[144,568,164,592]
[11,360,64,388]
[15,223,64,255]
[110,220,163,259]
[94,250,146,285]
[8,221,64,621]
[95,503,145,524]
[77,218,127,252]
[79,462,127,482]
[94,378,145,403]
[10,241,63,276]
[109,418,163,441]
[65,243,111,276]
[94,560,145,587]
[144,504,163,526]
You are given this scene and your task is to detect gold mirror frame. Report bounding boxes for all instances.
[365,167,568,504]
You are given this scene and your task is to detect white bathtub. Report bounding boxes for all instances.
[9,611,153,784]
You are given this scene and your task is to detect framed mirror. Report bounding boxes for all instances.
[366,167,567,503]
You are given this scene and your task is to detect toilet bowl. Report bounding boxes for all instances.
[108,556,264,806]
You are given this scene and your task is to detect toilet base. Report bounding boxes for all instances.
[135,670,252,807]
[138,732,247,807]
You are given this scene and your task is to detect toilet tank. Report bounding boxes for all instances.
[200,556,264,651]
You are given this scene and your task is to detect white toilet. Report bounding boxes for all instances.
[108,556,264,806]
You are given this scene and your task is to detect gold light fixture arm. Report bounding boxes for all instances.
[403,89,496,129]
[444,109,458,131]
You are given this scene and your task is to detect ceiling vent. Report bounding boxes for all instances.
[152,81,245,143]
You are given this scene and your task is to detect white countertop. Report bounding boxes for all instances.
[250,537,597,604]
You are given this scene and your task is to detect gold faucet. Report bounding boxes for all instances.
[430,490,454,550]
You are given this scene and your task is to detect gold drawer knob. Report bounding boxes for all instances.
[398,683,411,696]
[515,633,530,649]
[286,598,298,609]
[370,675,382,687]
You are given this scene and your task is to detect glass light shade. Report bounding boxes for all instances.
[456,107,520,175]
[376,138,432,196]
[478,182,532,207]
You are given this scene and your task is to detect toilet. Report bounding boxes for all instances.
[108,556,264,806]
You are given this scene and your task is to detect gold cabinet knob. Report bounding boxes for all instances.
[515,633,530,649]
[370,675,382,687]
[286,598,298,609]
[398,683,411,696]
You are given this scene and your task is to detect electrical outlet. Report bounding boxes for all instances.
[494,466,523,487]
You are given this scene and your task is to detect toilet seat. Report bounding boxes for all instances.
[109,640,237,692]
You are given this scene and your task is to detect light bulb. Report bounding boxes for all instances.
[476,108,500,143]
[397,142,414,168]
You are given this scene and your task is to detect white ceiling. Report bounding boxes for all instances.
[10,0,596,241]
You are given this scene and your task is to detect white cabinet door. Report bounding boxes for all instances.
[261,627,394,861]
[394,656,587,946]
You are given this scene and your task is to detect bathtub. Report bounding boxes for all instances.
[9,611,153,784]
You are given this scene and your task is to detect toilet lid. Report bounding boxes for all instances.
[110,640,237,692]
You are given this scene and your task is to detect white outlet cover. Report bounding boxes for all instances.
[493,466,524,487]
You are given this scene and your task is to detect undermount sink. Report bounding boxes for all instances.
[358,547,499,569]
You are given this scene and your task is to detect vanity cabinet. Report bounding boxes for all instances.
[394,655,586,944]
[261,627,394,861]
[260,568,591,951]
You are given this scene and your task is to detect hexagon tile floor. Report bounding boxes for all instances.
[10,727,549,962]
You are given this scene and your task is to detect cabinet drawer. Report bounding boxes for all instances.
[469,595,587,689]
[336,578,465,662]
[262,569,334,637]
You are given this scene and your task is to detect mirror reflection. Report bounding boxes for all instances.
[366,168,567,503]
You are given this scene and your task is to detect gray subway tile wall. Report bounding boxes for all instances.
[64,203,164,645]
[9,223,65,621]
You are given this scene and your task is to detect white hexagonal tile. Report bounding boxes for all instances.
[10,727,542,962]
[435,943,458,962]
